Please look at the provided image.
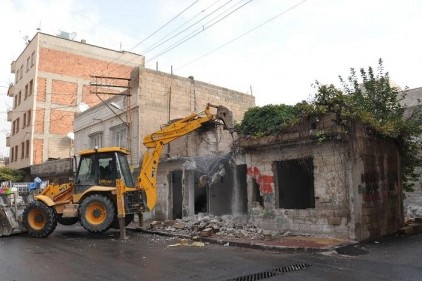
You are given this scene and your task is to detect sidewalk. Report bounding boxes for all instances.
[127,225,352,253]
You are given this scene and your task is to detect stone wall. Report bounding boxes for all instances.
[349,124,403,241]
[239,115,403,241]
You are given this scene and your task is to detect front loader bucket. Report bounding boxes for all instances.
[0,205,27,236]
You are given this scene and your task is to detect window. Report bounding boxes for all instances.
[21,142,25,159]
[15,69,19,83]
[11,147,14,162]
[89,132,103,148]
[14,145,18,162]
[27,110,31,126]
[19,65,23,80]
[12,121,15,135]
[275,158,315,209]
[31,51,35,67]
[26,57,30,72]
[29,80,33,96]
[25,140,30,157]
[24,84,28,100]
[14,95,18,108]
[111,125,127,147]
[18,91,21,106]
[16,118,20,134]
[23,113,27,127]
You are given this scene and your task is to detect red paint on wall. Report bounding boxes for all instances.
[247,167,274,193]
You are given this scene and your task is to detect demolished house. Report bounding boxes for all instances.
[153,112,403,242]
[237,113,403,242]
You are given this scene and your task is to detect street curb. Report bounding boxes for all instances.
[127,227,345,253]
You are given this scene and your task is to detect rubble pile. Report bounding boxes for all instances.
[147,213,278,241]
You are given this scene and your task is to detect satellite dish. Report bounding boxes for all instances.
[67,132,75,140]
[77,102,89,112]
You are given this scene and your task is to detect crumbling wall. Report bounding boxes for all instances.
[244,141,350,239]
[349,124,403,241]
[240,116,404,241]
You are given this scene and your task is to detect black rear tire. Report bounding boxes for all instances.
[79,194,116,233]
[23,201,57,238]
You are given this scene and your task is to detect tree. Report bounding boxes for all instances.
[0,167,26,182]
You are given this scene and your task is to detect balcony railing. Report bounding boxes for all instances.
[11,60,16,73]
[7,110,12,121]
[7,84,15,97]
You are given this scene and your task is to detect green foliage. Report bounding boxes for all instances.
[314,58,422,191]
[0,167,26,182]
[237,59,421,191]
[236,104,301,136]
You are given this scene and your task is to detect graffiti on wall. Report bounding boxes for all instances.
[247,166,274,193]
[358,171,398,202]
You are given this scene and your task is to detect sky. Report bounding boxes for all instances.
[0,0,421,157]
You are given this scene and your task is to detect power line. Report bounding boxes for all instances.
[177,0,308,70]
[107,0,253,79]
[142,0,225,54]
[142,0,236,55]
[102,0,200,73]
[147,0,254,63]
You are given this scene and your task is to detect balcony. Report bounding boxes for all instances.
[7,84,15,97]
[6,136,10,147]
[7,110,12,121]
[11,61,16,73]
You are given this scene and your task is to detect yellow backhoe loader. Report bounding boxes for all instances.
[20,103,233,238]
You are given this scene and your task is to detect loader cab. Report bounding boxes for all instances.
[75,147,134,193]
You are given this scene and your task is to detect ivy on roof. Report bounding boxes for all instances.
[236,59,421,191]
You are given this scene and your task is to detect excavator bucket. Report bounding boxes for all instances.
[215,105,234,133]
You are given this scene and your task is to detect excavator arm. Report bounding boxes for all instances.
[138,103,233,211]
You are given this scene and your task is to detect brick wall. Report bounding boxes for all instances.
[8,32,145,170]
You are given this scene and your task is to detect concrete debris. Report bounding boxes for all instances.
[146,213,281,241]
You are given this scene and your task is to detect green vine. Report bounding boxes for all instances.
[237,59,421,191]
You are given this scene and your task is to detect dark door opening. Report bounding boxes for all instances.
[194,171,207,214]
[170,170,183,219]
[276,158,315,209]
[252,178,263,207]
[233,164,248,214]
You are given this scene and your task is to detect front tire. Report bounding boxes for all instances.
[79,194,116,233]
[23,201,57,238]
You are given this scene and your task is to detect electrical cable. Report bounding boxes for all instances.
[103,0,200,71]
[146,0,253,63]
[177,0,308,70]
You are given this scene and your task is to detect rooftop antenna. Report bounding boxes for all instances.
[36,21,41,31]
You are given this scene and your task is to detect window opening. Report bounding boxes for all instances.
[276,158,315,209]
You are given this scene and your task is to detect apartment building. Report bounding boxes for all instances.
[7,32,144,172]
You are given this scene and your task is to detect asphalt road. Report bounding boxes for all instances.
[0,225,421,281]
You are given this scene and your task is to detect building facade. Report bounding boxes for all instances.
[74,66,255,219]
[6,32,144,172]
